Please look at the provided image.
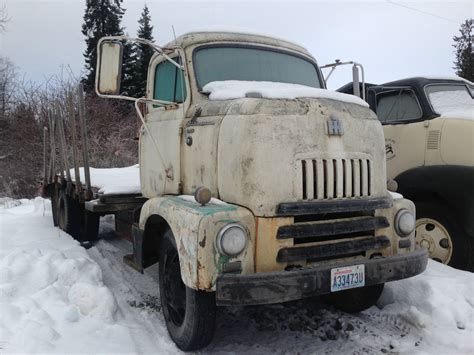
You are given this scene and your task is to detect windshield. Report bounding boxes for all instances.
[425,84,473,115]
[194,46,322,90]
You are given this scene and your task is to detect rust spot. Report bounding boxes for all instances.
[199,232,207,248]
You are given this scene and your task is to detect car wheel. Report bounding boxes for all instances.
[159,229,216,351]
[415,200,472,271]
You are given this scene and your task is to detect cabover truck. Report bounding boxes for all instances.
[338,77,474,271]
[44,32,428,350]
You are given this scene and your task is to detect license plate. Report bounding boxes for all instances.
[330,264,365,292]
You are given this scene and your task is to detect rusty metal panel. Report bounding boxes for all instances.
[255,217,294,273]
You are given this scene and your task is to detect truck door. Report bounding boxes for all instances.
[140,52,189,197]
[369,87,426,180]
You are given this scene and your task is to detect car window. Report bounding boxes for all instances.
[153,57,186,103]
[376,89,422,123]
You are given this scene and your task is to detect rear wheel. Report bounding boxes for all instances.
[58,189,80,238]
[159,229,216,351]
[79,210,100,242]
[324,283,384,313]
[415,200,472,271]
[50,183,60,227]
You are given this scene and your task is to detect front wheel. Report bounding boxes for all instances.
[324,283,384,313]
[159,229,216,351]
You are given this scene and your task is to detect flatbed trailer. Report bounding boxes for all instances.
[41,84,145,256]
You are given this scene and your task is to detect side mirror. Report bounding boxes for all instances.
[96,39,123,95]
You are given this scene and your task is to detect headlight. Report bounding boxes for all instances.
[395,209,415,237]
[217,224,248,257]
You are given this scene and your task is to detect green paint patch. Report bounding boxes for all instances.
[164,196,238,216]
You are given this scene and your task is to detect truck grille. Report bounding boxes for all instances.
[276,214,390,263]
[301,158,372,200]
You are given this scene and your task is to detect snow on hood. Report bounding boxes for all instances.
[202,80,369,107]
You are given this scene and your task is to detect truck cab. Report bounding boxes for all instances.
[92,32,428,350]
[340,77,473,270]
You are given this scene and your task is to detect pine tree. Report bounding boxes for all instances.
[453,19,473,81]
[134,5,155,97]
[82,0,133,93]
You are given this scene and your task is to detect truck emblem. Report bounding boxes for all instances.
[327,117,344,136]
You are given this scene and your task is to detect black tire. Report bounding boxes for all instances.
[58,189,81,238]
[79,210,100,242]
[159,229,216,351]
[415,200,473,271]
[324,283,384,313]
[50,183,60,227]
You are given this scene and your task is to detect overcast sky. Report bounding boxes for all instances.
[0,0,471,89]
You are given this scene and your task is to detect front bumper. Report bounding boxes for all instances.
[216,248,428,306]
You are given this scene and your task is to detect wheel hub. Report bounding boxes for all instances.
[415,218,453,264]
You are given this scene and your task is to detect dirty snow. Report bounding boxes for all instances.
[1,198,473,354]
[203,80,370,107]
[428,89,474,120]
[69,165,140,195]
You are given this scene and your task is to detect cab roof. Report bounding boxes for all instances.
[164,31,313,59]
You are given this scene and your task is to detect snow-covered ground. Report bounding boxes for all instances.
[1,198,473,354]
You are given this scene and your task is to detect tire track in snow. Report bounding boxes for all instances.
[87,238,178,354]
[91,228,420,354]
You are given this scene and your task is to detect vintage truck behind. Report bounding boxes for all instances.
[43,32,428,350]
[339,77,474,271]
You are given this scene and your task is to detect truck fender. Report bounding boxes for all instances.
[137,196,255,290]
[395,165,474,236]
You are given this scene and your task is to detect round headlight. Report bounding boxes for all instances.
[395,209,415,237]
[217,224,248,257]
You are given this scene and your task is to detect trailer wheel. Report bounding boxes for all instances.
[159,229,216,351]
[324,283,384,313]
[415,200,472,271]
[50,183,60,227]
[80,210,100,242]
[58,190,80,238]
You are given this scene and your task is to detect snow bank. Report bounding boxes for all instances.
[202,80,369,107]
[429,90,474,121]
[70,164,140,195]
[0,198,139,353]
[378,260,474,354]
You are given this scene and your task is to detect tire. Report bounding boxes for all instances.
[324,283,384,313]
[415,200,472,271]
[58,189,81,238]
[79,210,100,242]
[159,229,216,351]
[50,183,60,227]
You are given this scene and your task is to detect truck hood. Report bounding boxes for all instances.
[214,98,388,216]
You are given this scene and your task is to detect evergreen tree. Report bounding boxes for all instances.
[82,0,136,94]
[453,19,473,81]
[134,5,155,97]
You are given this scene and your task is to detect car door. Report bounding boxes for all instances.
[140,52,189,197]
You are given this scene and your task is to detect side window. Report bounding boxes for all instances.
[376,89,422,123]
[153,57,186,103]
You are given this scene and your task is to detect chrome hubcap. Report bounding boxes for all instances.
[415,218,453,264]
